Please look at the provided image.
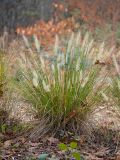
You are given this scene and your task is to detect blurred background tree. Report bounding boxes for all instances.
[0,0,56,33]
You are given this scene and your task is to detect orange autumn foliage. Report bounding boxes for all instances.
[16,2,77,49]
[16,0,120,48]
[16,18,77,48]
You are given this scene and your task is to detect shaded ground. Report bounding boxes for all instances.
[0,95,120,159]
[0,129,120,160]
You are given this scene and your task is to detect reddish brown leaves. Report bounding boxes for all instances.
[16,18,76,48]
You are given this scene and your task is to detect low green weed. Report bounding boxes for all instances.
[0,52,6,97]
[58,141,84,160]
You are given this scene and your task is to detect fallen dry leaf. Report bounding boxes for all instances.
[3,140,12,148]
[47,137,59,145]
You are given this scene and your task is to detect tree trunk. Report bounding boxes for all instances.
[0,0,55,33]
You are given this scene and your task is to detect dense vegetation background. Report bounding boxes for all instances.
[1,0,120,32]
[0,0,56,32]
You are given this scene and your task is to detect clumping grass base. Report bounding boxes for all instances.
[13,33,113,137]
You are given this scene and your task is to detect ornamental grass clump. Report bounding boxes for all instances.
[111,55,120,106]
[14,32,104,127]
[0,52,6,97]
